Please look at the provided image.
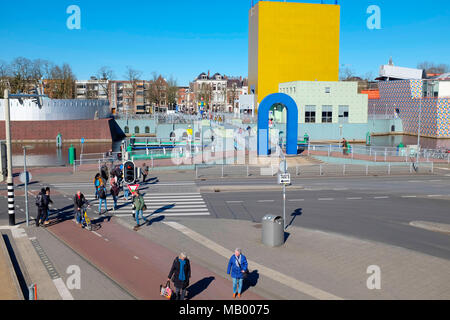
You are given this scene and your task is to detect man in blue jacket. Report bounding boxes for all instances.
[227,248,248,298]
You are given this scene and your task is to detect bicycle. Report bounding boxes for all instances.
[80,204,93,231]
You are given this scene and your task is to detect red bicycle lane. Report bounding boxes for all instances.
[47,218,263,300]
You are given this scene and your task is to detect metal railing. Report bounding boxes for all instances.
[307,144,450,163]
[195,162,434,179]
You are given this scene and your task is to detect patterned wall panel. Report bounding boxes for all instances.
[368,80,449,138]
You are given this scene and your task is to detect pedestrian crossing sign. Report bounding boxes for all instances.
[128,184,140,194]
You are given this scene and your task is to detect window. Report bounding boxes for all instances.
[322,106,333,123]
[145,126,150,134]
[124,126,129,134]
[305,106,316,123]
[135,126,140,134]
[338,105,349,124]
[325,87,331,94]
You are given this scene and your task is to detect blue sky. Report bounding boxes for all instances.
[0,0,449,86]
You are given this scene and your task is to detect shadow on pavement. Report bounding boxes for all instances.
[286,208,303,229]
[145,215,165,227]
[242,270,259,293]
[186,276,215,300]
[242,270,259,294]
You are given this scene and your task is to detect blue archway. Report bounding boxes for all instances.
[258,93,299,156]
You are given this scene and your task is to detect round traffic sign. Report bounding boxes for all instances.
[19,171,32,184]
[279,160,288,173]
[81,138,85,144]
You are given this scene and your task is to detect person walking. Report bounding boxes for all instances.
[133,190,147,229]
[98,183,108,215]
[141,163,149,183]
[43,187,54,225]
[342,138,348,156]
[35,188,49,227]
[168,253,191,300]
[74,191,88,227]
[110,174,120,211]
[93,173,102,199]
[227,248,248,298]
[101,163,109,183]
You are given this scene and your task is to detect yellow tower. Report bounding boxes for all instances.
[248,1,340,104]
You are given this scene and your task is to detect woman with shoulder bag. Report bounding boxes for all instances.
[227,248,248,298]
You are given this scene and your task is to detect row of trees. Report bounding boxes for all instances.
[0,57,179,111]
[0,57,76,98]
[121,67,178,112]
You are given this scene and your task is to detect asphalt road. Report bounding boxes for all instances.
[201,176,450,260]
[2,175,449,260]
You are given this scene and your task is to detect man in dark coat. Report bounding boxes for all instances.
[36,188,50,227]
[168,253,191,300]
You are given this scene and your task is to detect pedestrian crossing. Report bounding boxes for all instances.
[85,192,210,217]
[50,182,196,190]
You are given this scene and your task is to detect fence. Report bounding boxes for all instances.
[195,162,434,179]
[307,144,450,164]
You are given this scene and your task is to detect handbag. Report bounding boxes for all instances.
[236,257,250,280]
[160,281,173,300]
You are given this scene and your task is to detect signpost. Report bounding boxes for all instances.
[80,138,85,156]
[278,160,290,230]
[21,146,34,226]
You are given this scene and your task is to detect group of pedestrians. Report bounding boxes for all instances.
[165,248,249,300]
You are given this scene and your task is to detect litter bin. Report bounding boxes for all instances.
[68,144,76,165]
[262,215,284,247]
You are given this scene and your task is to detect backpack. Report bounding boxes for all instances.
[111,183,119,197]
[98,187,106,199]
[35,193,44,207]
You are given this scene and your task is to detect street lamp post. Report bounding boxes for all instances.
[4,90,14,226]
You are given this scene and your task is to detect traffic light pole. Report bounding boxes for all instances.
[4,90,15,226]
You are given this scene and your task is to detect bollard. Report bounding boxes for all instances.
[247,165,249,177]
[366,164,369,176]
[28,284,37,300]
[343,164,346,176]
[319,164,323,176]
[374,152,377,162]
[388,163,391,175]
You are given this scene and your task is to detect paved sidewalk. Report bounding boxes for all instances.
[46,218,263,300]
[116,216,450,300]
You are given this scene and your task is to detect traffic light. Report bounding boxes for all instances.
[123,161,135,184]
[30,86,44,108]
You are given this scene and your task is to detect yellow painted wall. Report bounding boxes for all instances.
[249,1,340,104]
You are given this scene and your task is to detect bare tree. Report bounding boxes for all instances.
[339,66,355,81]
[0,60,10,93]
[166,75,178,110]
[46,63,76,99]
[417,62,450,75]
[147,72,169,113]
[197,82,213,111]
[96,66,115,98]
[123,66,142,114]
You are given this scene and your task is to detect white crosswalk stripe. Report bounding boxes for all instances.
[86,192,210,217]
